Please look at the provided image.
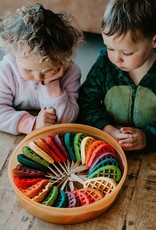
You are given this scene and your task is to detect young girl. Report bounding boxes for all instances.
[78,0,156,151]
[0,3,84,135]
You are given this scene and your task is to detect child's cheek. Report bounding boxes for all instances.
[19,70,33,81]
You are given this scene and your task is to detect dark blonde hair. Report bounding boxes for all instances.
[0,3,84,66]
[101,0,156,41]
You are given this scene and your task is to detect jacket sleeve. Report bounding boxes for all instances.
[0,67,36,135]
[77,53,113,129]
[142,125,156,151]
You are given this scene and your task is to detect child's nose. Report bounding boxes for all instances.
[114,52,123,64]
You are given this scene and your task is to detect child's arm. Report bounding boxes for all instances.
[39,63,81,123]
[0,63,35,134]
[138,125,156,151]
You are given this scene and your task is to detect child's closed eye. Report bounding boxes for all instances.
[23,68,32,72]
[122,52,133,56]
[106,46,114,51]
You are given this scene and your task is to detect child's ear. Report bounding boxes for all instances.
[153,35,156,48]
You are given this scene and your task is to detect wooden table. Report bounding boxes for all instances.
[1,131,156,230]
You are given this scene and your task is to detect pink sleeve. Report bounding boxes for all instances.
[17,114,36,134]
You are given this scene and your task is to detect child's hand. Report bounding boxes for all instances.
[118,127,146,151]
[103,125,146,151]
[33,106,57,130]
[43,67,64,85]
[103,125,131,141]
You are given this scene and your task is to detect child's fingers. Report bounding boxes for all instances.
[121,142,137,151]
[119,135,139,151]
[117,132,132,140]
[118,138,133,145]
[35,107,57,129]
[41,105,47,111]
[44,113,56,121]
[118,135,134,145]
[44,120,56,125]
[43,68,64,84]
[46,107,56,114]
[43,110,57,124]
[120,127,134,134]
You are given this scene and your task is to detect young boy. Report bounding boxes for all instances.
[78,0,156,151]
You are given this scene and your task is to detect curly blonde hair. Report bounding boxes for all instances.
[0,3,84,66]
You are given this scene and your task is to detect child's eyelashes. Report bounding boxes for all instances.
[23,68,32,72]
[106,47,133,56]
[23,68,59,74]
[122,52,133,56]
[106,47,114,51]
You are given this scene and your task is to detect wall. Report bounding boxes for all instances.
[0,0,109,34]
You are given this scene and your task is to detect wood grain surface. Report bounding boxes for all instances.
[0,131,156,230]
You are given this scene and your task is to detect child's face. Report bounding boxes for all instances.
[102,31,156,72]
[15,49,65,83]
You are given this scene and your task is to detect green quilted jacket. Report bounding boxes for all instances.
[78,49,156,151]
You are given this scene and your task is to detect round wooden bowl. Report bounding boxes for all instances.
[8,124,128,224]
